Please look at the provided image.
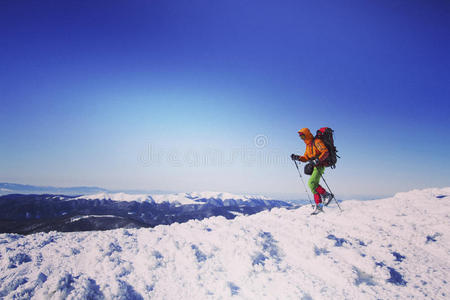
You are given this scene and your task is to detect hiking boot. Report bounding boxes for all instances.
[311,203,323,215]
[322,192,334,206]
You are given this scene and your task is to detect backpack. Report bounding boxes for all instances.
[315,127,339,168]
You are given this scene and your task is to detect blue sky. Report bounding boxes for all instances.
[1,0,449,199]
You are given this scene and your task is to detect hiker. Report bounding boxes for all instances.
[291,128,333,214]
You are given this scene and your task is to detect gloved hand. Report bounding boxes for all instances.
[311,158,320,166]
[291,154,300,161]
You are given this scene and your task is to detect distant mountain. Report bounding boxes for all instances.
[0,192,294,234]
[75,191,275,206]
[0,183,173,196]
[0,183,109,196]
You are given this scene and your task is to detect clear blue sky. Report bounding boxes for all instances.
[1,0,449,199]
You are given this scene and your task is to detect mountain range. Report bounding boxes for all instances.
[0,191,293,235]
[0,183,171,196]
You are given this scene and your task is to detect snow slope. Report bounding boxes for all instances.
[1,187,449,299]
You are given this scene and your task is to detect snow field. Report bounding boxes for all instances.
[0,187,449,299]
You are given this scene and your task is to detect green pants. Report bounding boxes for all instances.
[308,166,324,194]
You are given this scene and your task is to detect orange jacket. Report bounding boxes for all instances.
[298,128,329,163]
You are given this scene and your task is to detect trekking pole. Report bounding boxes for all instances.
[293,160,314,208]
[319,172,342,212]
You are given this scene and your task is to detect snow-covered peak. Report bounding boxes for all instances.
[75,191,271,205]
[75,192,153,203]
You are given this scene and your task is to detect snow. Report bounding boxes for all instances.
[0,188,12,195]
[1,187,449,299]
[75,192,153,203]
[75,191,269,206]
[70,215,119,223]
[185,191,269,201]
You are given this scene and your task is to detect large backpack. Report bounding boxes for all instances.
[315,127,339,168]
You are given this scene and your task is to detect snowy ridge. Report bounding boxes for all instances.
[75,192,154,203]
[76,191,270,206]
[0,187,449,299]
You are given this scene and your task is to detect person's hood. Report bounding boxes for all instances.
[298,128,314,144]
